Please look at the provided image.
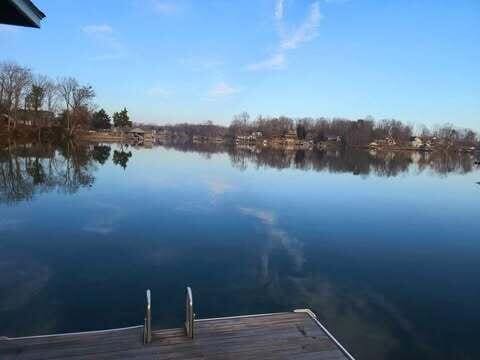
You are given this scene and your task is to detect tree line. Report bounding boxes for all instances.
[141,112,478,150]
[0,61,131,136]
[228,112,478,149]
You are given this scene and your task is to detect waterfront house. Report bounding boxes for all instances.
[253,131,263,138]
[410,136,424,148]
[16,109,55,127]
[284,129,298,140]
[128,128,146,143]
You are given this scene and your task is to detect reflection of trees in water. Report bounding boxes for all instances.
[91,145,111,165]
[112,144,132,170]
[230,147,476,177]
[159,141,226,160]
[0,142,111,204]
[159,142,476,177]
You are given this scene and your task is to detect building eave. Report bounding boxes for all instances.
[0,0,46,28]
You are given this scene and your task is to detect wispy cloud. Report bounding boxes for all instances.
[280,2,321,50]
[275,0,285,21]
[82,24,113,35]
[82,202,124,235]
[205,178,234,196]
[152,0,180,14]
[239,207,275,225]
[247,53,285,71]
[207,82,239,99]
[82,24,125,61]
[239,206,304,269]
[247,1,322,71]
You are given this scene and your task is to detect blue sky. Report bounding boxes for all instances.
[0,0,478,129]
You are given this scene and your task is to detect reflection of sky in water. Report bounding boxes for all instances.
[0,145,479,360]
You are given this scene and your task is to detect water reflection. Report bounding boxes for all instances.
[0,142,477,205]
[112,144,132,170]
[162,141,477,176]
[91,145,111,165]
[0,142,98,205]
[0,142,479,360]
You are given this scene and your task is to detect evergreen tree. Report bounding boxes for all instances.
[91,109,111,129]
[113,108,131,128]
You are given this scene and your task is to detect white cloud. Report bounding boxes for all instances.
[247,1,322,71]
[324,0,351,3]
[152,0,179,14]
[239,207,275,225]
[82,24,125,61]
[280,2,322,50]
[82,202,124,235]
[239,206,304,269]
[208,82,239,98]
[82,24,113,35]
[205,178,234,196]
[247,52,285,71]
[275,0,284,21]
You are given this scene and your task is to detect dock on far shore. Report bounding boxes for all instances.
[0,288,355,360]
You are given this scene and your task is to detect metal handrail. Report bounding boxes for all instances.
[185,287,194,338]
[143,289,152,344]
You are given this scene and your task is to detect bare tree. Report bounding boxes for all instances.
[43,78,59,113]
[58,77,79,133]
[0,62,32,129]
[24,75,49,126]
[229,111,250,137]
[58,77,95,136]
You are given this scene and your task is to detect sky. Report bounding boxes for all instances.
[0,0,479,129]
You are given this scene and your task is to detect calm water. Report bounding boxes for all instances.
[1,142,480,360]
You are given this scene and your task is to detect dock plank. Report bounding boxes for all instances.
[0,312,352,359]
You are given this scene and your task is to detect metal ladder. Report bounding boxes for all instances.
[143,286,195,344]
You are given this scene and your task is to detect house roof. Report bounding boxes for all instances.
[0,0,46,28]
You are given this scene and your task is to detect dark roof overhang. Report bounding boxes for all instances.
[0,0,46,28]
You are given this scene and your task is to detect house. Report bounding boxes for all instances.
[284,130,298,141]
[410,136,424,148]
[130,128,145,135]
[0,0,46,28]
[252,131,263,138]
[16,109,55,127]
[374,137,396,147]
[128,128,146,142]
[235,132,262,143]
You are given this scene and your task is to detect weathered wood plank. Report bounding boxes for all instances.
[0,312,352,360]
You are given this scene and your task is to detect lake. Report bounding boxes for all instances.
[1,142,479,360]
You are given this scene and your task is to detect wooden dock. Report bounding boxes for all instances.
[0,289,355,360]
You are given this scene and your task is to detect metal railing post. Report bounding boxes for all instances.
[185,287,194,338]
[143,289,152,344]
